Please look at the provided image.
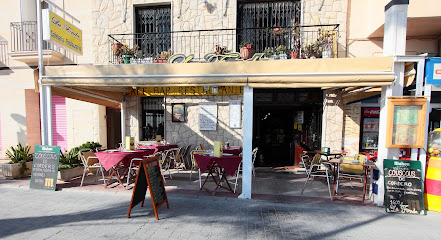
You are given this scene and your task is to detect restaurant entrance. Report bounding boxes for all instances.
[253,89,323,167]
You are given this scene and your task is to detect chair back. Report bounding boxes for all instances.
[174,147,184,161]
[198,144,205,150]
[191,150,208,167]
[79,149,99,167]
[341,154,365,175]
[252,147,258,165]
[160,149,174,167]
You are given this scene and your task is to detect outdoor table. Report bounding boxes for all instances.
[329,158,375,204]
[222,147,242,156]
[194,154,242,195]
[95,149,155,189]
[304,150,344,162]
[139,144,178,153]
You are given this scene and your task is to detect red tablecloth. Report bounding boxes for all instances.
[139,144,178,153]
[194,154,242,176]
[95,149,155,171]
[223,147,242,156]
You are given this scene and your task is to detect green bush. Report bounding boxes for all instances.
[58,141,102,169]
[5,143,33,164]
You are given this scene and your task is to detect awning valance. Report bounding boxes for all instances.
[43,56,395,89]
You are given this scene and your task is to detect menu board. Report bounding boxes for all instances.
[392,106,420,145]
[199,103,217,130]
[30,145,60,191]
[343,105,361,155]
[384,159,424,215]
[127,155,169,220]
[229,100,241,128]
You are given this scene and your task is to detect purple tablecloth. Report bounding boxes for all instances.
[194,154,242,176]
[95,149,155,171]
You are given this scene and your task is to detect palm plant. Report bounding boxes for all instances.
[5,143,33,164]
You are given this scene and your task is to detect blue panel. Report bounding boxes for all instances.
[425,57,441,87]
[372,183,378,194]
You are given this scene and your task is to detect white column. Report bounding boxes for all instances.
[377,0,409,207]
[421,84,432,180]
[239,86,253,199]
[45,86,53,145]
[411,59,427,160]
[36,0,47,145]
[121,101,126,148]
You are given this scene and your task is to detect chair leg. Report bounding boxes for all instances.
[80,168,87,187]
[100,167,106,184]
[325,170,332,200]
[301,174,311,194]
[126,166,132,186]
[198,169,202,189]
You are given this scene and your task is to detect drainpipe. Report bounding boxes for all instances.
[377,0,409,207]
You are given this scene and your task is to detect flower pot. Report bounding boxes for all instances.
[290,51,299,59]
[1,162,33,179]
[58,166,84,182]
[154,58,168,63]
[322,49,332,58]
[240,47,253,60]
[123,55,131,64]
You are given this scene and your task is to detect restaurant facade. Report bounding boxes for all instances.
[2,0,441,203]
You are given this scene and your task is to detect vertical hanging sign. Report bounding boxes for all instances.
[42,9,83,55]
[229,100,242,128]
[30,145,60,191]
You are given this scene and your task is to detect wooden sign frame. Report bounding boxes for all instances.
[386,97,428,148]
[127,154,169,220]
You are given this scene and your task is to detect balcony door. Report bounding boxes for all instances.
[135,5,171,58]
[237,0,301,53]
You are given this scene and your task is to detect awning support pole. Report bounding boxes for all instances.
[239,85,253,199]
[121,100,126,149]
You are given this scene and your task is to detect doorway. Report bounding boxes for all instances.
[253,89,322,167]
[106,107,121,149]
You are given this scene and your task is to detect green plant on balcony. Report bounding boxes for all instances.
[119,44,141,64]
[155,50,172,63]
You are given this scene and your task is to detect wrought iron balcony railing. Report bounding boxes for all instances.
[10,21,55,52]
[108,24,339,64]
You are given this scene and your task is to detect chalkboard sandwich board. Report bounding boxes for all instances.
[384,159,425,215]
[30,145,61,191]
[127,153,169,220]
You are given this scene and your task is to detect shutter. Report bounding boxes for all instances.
[0,113,2,151]
[52,96,67,151]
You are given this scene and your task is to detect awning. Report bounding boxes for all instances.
[43,56,395,89]
[41,56,396,106]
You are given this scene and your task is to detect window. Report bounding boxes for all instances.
[237,0,301,53]
[135,5,171,57]
[141,97,165,141]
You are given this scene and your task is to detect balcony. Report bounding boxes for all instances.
[9,21,65,65]
[108,24,339,64]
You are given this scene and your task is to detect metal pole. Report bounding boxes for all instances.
[36,0,47,145]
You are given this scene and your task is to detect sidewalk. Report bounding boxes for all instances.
[1,172,441,239]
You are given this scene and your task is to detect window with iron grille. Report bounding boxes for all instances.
[141,97,165,141]
[237,0,301,53]
[135,5,171,58]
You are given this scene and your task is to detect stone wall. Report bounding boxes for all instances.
[321,89,344,151]
[124,95,244,149]
[303,0,348,57]
[92,0,237,64]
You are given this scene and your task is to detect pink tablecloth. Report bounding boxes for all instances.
[223,147,242,156]
[95,149,155,171]
[194,154,242,176]
[139,144,178,153]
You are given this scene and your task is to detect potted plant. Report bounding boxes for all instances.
[276,45,288,59]
[1,143,33,179]
[263,47,274,59]
[291,25,301,59]
[58,141,102,181]
[119,44,141,64]
[239,41,253,60]
[316,28,334,58]
[155,50,171,63]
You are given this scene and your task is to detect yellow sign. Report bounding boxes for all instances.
[128,86,244,96]
[42,9,82,55]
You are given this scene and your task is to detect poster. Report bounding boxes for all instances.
[172,103,185,122]
[229,100,241,128]
[392,106,420,145]
[199,103,217,130]
[343,105,361,155]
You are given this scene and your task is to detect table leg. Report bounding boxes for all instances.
[200,163,219,190]
[105,167,126,189]
[211,169,233,195]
